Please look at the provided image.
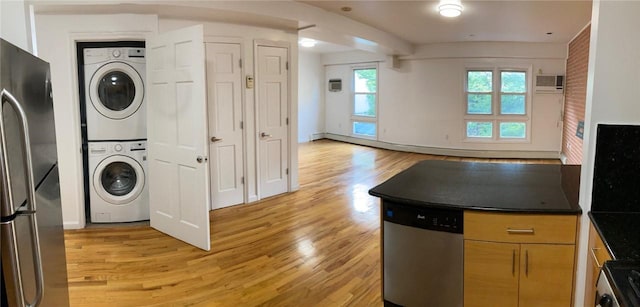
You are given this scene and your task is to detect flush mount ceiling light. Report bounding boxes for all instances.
[299,38,317,48]
[438,0,464,18]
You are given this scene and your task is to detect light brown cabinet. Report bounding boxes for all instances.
[464,212,578,307]
[583,222,612,305]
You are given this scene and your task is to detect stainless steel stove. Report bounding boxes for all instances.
[596,261,640,307]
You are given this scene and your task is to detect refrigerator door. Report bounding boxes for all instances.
[0,39,57,216]
[1,166,69,307]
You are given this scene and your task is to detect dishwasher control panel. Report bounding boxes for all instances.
[383,201,463,234]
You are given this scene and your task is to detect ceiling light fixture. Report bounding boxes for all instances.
[299,38,317,48]
[438,0,464,18]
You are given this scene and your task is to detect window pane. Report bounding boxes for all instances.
[501,71,526,93]
[353,121,376,137]
[467,122,493,138]
[354,69,377,92]
[500,122,526,138]
[467,94,492,114]
[467,71,492,92]
[501,94,526,114]
[354,94,376,117]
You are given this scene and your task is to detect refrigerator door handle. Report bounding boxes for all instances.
[1,89,45,307]
[2,220,27,306]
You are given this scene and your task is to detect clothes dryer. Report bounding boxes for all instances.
[88,141,149,223]
[84,47,146,141]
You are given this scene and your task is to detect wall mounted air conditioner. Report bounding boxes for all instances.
[535,75,564,94]
[328,79,342,92]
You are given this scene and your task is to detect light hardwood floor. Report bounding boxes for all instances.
[64,140,559,306]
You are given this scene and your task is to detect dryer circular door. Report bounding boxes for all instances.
[89,62,144,120]
[93,155,145,205]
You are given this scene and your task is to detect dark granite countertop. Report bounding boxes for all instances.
[368,160,582,214]
[589,212,640,260]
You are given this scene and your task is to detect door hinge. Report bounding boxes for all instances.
[240,121,244,129]
[239,59,243,68]
[286,118,289,125]
[241,177,244,184]
[285,168,289,175]
[286,61,289,70]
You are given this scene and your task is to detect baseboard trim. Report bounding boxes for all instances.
[63,220,85,230]
[323,133,561,159]
[310,133,326,142]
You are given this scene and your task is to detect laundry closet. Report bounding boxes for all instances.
[34,13,299,248]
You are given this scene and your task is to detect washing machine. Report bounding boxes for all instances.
[84,47,146,141]
[88,140,149,223]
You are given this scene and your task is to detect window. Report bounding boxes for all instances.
[465,67,529,140]
[352,67,377,138]
[467,71,492,115]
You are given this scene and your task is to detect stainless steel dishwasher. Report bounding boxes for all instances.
[382,201,463,307]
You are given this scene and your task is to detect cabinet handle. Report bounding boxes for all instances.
[512,249,516,276]
[525,249,529,277]
[507,228,535,234]
[590,247,603,268]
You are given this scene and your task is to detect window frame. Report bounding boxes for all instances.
[463,64,532,142]
[351,64,378,139]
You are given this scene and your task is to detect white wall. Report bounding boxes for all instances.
[573,2,640,306]
[323,43,567,157]
[298,51,324,142]
[1,0,32,52]
[34,14,158,228]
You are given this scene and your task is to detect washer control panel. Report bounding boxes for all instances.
[83,46,145,64]
[88,141,147,155]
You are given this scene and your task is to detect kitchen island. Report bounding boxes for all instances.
[369,160,582,214]
[369,160,582,307]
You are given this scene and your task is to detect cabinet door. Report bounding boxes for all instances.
[519,244,575,307]
[464,240,520,307]
[584,223,612,305]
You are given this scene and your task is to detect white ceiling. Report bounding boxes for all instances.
[31,1,593,55]
[301,1,592,44]
[298,38,355,53]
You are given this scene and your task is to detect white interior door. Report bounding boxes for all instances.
[257,45,289,199]
[205,42,245,209]
[146,25,211,251]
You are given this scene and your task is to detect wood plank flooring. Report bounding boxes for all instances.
[64,140,559,306]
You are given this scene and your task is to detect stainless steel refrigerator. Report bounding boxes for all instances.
[1,39,70,306]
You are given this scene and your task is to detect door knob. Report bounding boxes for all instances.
[261,132,272,138]
[210,137,222,143]
[197,156,207,163]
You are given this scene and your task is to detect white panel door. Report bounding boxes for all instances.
[146,25,211,251]
[205,42,244,209]
[257,45,289,199]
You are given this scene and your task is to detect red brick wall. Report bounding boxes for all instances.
[562,25,590,165]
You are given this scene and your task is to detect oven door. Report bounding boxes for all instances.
[595,271,620,307]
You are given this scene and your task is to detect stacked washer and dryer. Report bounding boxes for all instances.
[81,43,149,223]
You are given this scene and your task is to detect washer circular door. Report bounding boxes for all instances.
[93,155,145,205]
[89,62,144,120]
